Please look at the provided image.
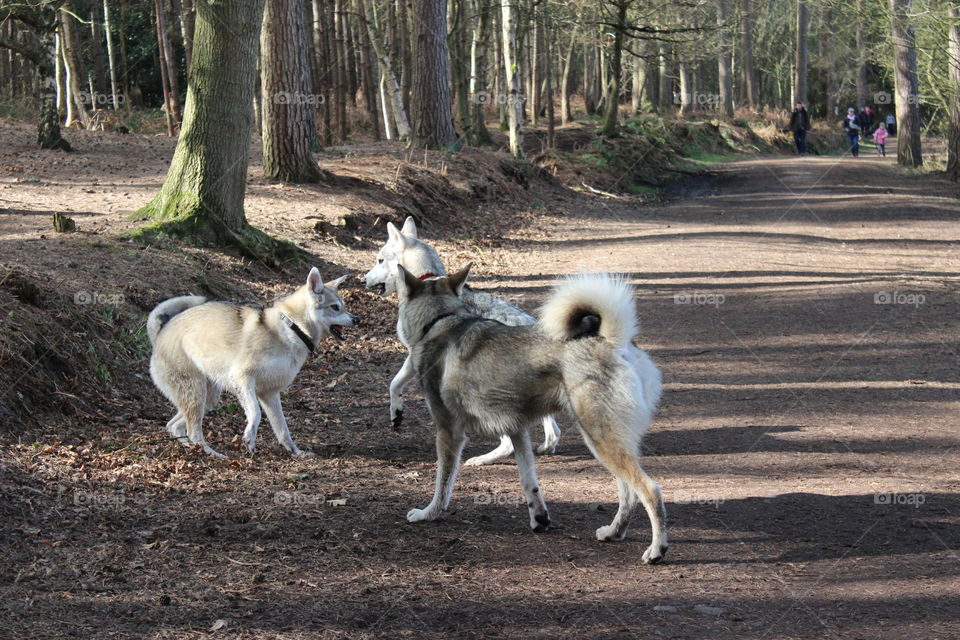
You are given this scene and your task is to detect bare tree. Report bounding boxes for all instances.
[947,2,959,180]
[794,0,808,105]
[890,0,922,167]
[500,0,523,157]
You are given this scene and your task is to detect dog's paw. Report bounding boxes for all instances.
[596,525,626,542]
[292,449,315,458]
[463,454,494,467]
[641,543,669,565]
[536,440,558,455]
[406,507,436,523]
[532,513,551,533]
[391,409,403,431]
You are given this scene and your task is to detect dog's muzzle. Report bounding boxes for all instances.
[367,282,386,296]
[329,315,360,341]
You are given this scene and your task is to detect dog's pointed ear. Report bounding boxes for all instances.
[397,264,424,299]
[386,222,404,247]
[325,275,348,290]
[307,267,324,293]
[446,263,472,296]
[401,216,418,239]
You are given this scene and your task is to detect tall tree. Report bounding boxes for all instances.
[740,0,757,109]
[947,2,960,180]
[261,0,324,183]
[794,0,808,105]
[410,0,456,147]
[469,0,493,144]
[359,0,410,140]
[855,0,867,109]
[500,0,523,157]
[136,0,290,262]
[103,0,120,109]
[600,0,628,137]
[890,0,922,167]
[717,0,733,117]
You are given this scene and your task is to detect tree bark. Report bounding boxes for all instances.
[741,0,757,109]
[359,0,410,139]
[410,0,456,148]
[500,0,522,157]
[601,0,627,137]
[855,0,868,110]
[890,0,922,167]
[356,0,380,138]
[794,0,808,106]
[89,7,108,100]
[717,0,734,116]
[543,5,554,147]
[469,0,493,144]
[679,60,693,115]
[946,2,959,180]
[559,29,574,123]
[103,0,120,109]
[658,44,671,111]
[136,0,293,263]
[261,0,324,182]
[154,0,177,134]
[60,4,90,128]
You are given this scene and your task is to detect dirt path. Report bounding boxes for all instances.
[2,128,959,639]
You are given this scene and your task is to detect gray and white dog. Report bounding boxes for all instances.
[363,217,561,465]
[147,268,358,458]
[396,264,668,564]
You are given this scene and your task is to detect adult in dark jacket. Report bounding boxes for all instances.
[843,107,862,157]
[788,103,810,155]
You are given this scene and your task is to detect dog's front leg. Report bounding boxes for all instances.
[236,386,262,454]
[407,427,465,523]
[389,356,416,430]
[260,392,314,457]
[510,429,550,532]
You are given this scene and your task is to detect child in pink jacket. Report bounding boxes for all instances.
[873,123,888,157]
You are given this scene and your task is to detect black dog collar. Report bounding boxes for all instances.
[280,313,315,353]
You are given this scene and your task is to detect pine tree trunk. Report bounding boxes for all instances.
[398,0,411,117]
[946,2,959,180]
[356,0,380,138]
[359,0,410,139]
[543,5,554,147]
[310,0,331,145]
[262,0,324,183]
[136,0,293,264]
[890,0,922,167]
[469,0,493,144]
[500,0,523,157]
[741,0,757,109]
[717,0,734,116]
[410,0,456,148]
[658,45,671,111]
[600,1,626,137]
[794,0,808,106]
[333,0,348,140]
[679,61,693,115]
[154,0,176,134]
[855,0,867,109]
[559,30,574,123]
[89,8,108,100]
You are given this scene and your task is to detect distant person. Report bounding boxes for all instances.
[886,113,897,136]
[859,107,872,134]
[843,107,862,157]
[788,102,810,155]
[873,122,888,157]
[865,106,874,133]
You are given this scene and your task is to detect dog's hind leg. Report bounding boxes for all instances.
[510,429,550,532]
[165,411,188,443]
[407,428,466,523]
[260,392,313,457]
[463,434,515,466]
[182,380,225,459]
[536,416,561,455]
[580,428,668,564]
[389,356,416,430]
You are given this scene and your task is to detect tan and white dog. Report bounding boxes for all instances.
[147,268,358,458]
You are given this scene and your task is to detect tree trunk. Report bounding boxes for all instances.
[333,0,347,140]
[741,0,757,109]
[309,0,331,145]
[717,0,734,116]
[103,0,121,109]
[946,2,959,180]
[559,29,574,123]
[60,4,90,128]
[119,0,131,98]
[398,0,411,117]
[135,0,292,263]
[679,60,693,115]
[794,0,808,106]
[601,1,626,137]
[855,0,867,110]
[356,0,380,138]
[359,0,410,139]
[450,0,472,142]
[583,43,596,114]
[261,0,324,183]
[154,0,177,134]
[529,7,538,126]
[469,0,493,144]
[410,0,456,148]
[821,6,836,117]
[500,0,522,157]
[159,0,183,122]
[89,7,108,100]
[543,5,554,147]
[658,44,671,111]
[55,27,65,115]
[890,0,922,167]
[179,0,195,71]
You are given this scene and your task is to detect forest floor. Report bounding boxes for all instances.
[1,118,959,639]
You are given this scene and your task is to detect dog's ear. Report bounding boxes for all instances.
[386,222,404,248]
[446,263,472,296]
[325,275,348,290]
[401,216,418,239]
[397,264,424,299]
[307,267,324,294]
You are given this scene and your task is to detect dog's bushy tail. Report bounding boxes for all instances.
[538,273,638,349]
[147,296,206,346]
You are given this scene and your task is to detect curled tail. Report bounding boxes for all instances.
[538,273,639,349]
[147,296,206,345]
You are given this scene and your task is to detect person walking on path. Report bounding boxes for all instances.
[886,113,897,136]
[843,107,862,157]
[789,102,811,155]
[873,122,889,157]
